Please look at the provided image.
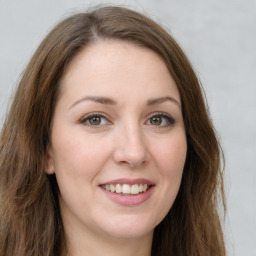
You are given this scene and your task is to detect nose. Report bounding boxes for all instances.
[113,124,149,168]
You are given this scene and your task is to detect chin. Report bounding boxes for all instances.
[104,227,153,241]
[95,214,157,240]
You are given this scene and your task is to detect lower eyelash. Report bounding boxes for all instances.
[80,113,106,125]
[79,112,175,128]
[149,113,175,125]
[164,115,175,124]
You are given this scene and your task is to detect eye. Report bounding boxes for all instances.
[80,113,110,127]
[146,113,175,127]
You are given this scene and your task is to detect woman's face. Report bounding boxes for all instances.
[46,40,187,242]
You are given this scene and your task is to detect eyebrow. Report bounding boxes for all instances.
[69,96,117,109]
[147,96,181,108]
[69,95,181,109]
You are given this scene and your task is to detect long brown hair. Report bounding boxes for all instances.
[0,5,226,256]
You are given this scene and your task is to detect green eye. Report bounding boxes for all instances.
[81,114,109,127]
[150,116,162,126]
[88,116,102,125]
[147,114,175,127]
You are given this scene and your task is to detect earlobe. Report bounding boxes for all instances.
[45,145,55,175]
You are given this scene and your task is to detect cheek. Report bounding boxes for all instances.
[153,135,187,178]
[51,129,112,182]
[148,134,187,226]
[51,132,110,206]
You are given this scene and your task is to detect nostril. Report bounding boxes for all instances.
[112,130,149,167]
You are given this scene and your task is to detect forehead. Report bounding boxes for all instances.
[59,40,180,104]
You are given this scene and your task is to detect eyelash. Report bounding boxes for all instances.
[146,112,175,128]
[80,112,175,128]
[80,112,111,128]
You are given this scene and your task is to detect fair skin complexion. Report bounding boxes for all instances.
[46,40,187,256]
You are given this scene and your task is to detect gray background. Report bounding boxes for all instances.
[0,0,255,255]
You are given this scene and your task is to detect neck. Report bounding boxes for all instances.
[62,224,153,256]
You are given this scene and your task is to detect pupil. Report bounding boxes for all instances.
[151,116,162,125]
[90,116,101,125]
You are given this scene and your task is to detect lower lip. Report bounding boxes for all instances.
[100,186,154,206]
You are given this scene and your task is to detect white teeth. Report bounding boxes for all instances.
[103,184,150,195]
[122,184,131,194]
[110,184,115,193]
[131,184,139,194]
[115,184,122,194]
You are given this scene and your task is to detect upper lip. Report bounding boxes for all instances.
[99,178,155,186]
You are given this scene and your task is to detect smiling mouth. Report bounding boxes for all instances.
[100,184,151,195]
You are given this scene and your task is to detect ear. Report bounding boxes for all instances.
[45,144,55,175]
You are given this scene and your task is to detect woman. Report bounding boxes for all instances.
[0,5,226,256]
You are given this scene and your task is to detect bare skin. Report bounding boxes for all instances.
[47,40,187,256]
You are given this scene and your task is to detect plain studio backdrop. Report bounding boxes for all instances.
[0,0,255,255]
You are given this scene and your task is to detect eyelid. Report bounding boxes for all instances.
[79,111,175,128]
[80,112,112,127]
[146,112,175,127]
